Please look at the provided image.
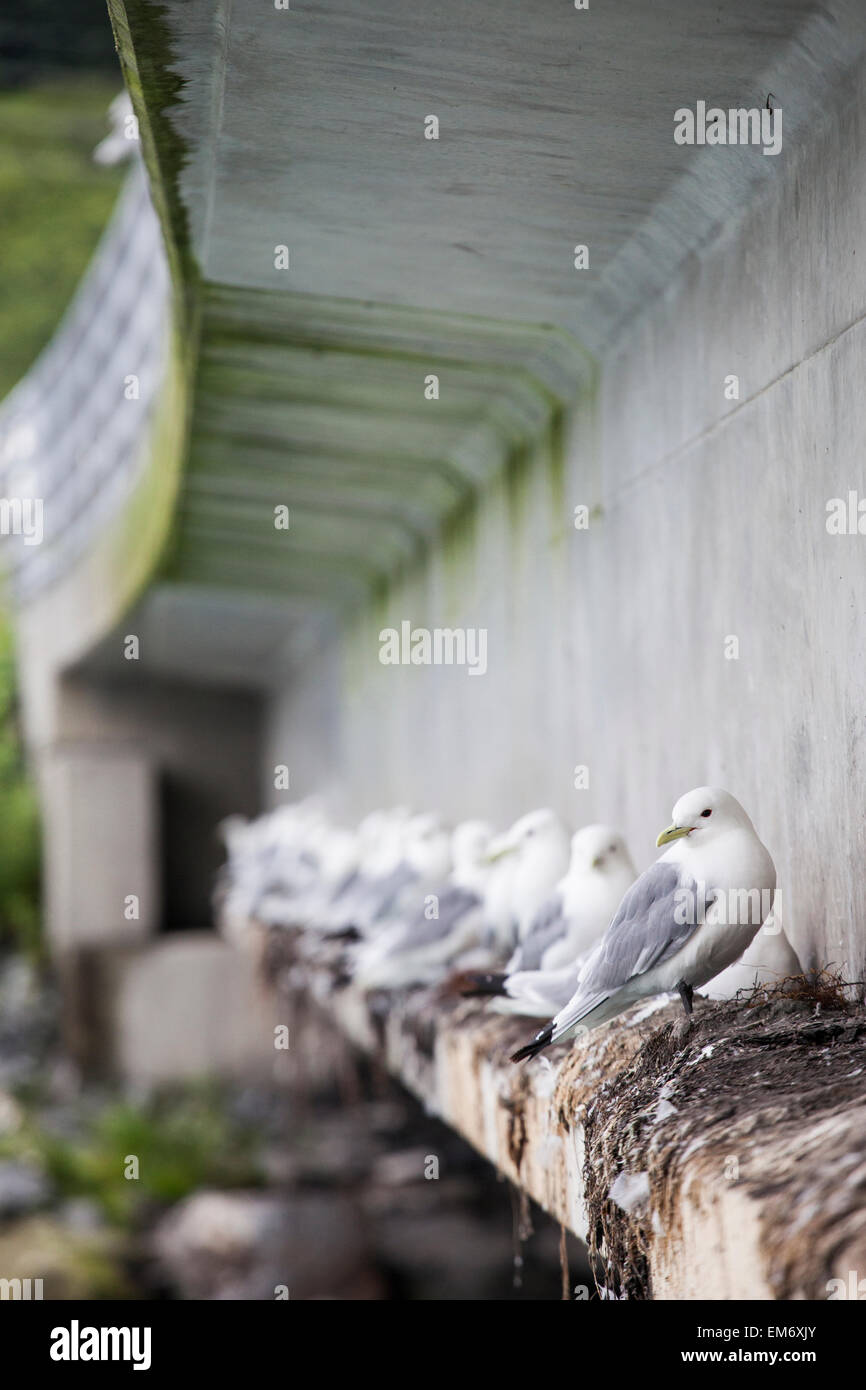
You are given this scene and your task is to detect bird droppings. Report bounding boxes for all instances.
[608,1170,650,1214]
[581,991,866,1299]
[503,1094,529,1176]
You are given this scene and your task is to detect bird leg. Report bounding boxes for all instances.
[676,979,694,1016]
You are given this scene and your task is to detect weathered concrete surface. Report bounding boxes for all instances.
[261,927,866,1299]
[38,674,262,943]
[97,0,866,695]
[41,745,158,950]
[6,2,866,1087]
[266,38,866,987]
[112,0,866,353]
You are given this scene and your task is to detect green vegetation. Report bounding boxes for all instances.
[0,74,123,401]
[0,24,125,944]
[0,617,39,955]
[1,1084,265,1227]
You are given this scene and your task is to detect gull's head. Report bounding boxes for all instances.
[570,824,635,875]
[319,826,359,882]
[452,820,494,871]
[361,810,408,875]
[404,813,451,878]
[656,787,754,849]
[488,808,567,863]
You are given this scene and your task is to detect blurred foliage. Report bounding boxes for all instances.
[0,7,124,946]
[0,0,119,87]
[1,1084,265,1227]
[0,616,40,956]
[0,74,123,401]
[0,1215,135,1300]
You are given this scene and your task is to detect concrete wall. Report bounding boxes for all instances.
[265,52,866,985]
[43,673,262,947]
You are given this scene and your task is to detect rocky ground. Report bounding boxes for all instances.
[0,951,589,1299]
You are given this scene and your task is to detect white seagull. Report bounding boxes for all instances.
[457,824,636,1015]
[482,808,571,953]
[351,820,493,989]
[512,787,776,1062]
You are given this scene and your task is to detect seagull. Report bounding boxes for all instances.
[456,824,636,1014]
[482,808,571,953]
[371,811,453,928]
[351,821,493,989]
[216,800,326,939]
[512,787,776,1062]
[314,807,414,935]
[275,824,360,929]
[477,828,521,951]
[517,825,636,972]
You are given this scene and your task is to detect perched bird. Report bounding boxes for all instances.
[372,811,453,927]
[216,800,327,940]
[351,821,493,989]
[517,825,636,972]
[278,824,360,929]
[483,808,571,952]
[315,807,414,935]
[512,787,776,1062]
[477,828,521,951]
[457,824,636,1015]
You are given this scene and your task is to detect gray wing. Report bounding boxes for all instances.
[329,867,360,904]
[429,884,480,934]
[515,893,566,971]
[578,861,701,996]
[367,862,417,921]
[393,885,480,950]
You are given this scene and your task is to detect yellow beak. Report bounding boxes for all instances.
[485,842,517,864]
[656,823,690,847]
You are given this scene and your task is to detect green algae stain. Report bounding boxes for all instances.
[438,490,481,622]
[106,0,200,325]
[547,405,567,535]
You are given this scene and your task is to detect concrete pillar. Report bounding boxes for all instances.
[41,743,159,952]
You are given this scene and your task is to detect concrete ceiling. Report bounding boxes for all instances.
[152,0,859,350]
[100,0,866,686]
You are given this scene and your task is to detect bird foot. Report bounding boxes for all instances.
[672,1015,694,1045]
[676,978,694,1016]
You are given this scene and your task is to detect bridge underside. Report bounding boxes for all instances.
[95,0,866,687]
[4,6,866,1252]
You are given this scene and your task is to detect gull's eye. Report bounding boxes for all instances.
[701,809,712,818]
[609,844,616,853]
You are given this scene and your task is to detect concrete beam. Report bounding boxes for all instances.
[260,926,866,1300]
[109,0,866,353]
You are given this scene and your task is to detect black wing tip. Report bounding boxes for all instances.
[511,1022,555,1063]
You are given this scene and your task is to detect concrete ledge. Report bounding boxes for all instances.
[259,927,866,1300]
